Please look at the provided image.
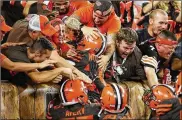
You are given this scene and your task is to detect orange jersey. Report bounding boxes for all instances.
[74,5,121,34]
[70,1,92,10]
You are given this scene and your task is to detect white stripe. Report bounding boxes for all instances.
[141,60,157,70]
[43,1,49,5]
[60,80,68,103]
[141,58,157,66]
[112,83,121,111]
[141,59,157,69]
[177,86,182,95]
[96,32,107,56]
[141,56,158,69]
[142,56,158,66]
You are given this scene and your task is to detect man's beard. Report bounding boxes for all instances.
[59,8,69,15]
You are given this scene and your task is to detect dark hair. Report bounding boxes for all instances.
[116,28,138,44]
[28,2,39,14]
[158,30,177,41]
[29,2,51,16]
[30,37,54,52]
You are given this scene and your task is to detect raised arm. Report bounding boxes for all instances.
[26,67,63,83]
[144,66,159,87]
[97,33,116,71]
[50,50,92,83]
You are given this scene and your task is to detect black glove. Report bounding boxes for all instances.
[151,98,182,120]
[89,60,98,80]
[87,90,101,103]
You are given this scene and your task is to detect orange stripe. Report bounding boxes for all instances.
[142,56,157,63]
[141,58,157,68]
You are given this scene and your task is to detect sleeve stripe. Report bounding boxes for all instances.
[142,55,158,65]
[141,60,157,69]
[141,57,158,67]
[142,55,158,64]
[141,55,158,69]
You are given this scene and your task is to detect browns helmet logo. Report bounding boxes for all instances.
[77,32,107,56]
[142,84,175,110]
[60,79,88,106]
[98,83,128,117]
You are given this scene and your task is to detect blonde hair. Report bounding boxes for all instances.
[149,9,168,19]
[157,1,169,13]
[157,1,181,13]
[23,1,37,16]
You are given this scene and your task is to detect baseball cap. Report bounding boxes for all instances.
[94,0,112,16]
[0,15,12,32]
[28,14,57,37]
[64,17,82,30]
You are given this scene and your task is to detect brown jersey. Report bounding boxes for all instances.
[47,98,100,119]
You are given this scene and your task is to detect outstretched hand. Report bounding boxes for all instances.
[97,55,110,71]
[81,26,100,40]
[73,69,92,83]
[38,60,57,69]
[61,67,75,80]
[52,75,62,83]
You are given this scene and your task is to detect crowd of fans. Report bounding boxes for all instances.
[1,0,181,119]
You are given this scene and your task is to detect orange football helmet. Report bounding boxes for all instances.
[60,79,88,106]
[77,32,107,56]
[142,84,175,110]
[100,83,128,114]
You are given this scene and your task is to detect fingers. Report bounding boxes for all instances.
[98,62,104,69]
[53,75,62,83]
[82,26,100,40]
[67,49,77,57]
[76,72,90,83]
[156,108,172,116]
[82,76,92,84]
[90,31,100,40]
[44,60,57,64]
[69,72,75,80]
[89,54,98,61]
[156,104,173,108]
[156,108,172,113]
[73,70,92,83]
[92,27,99,32]
[61,68,75,80]
[39,60,56,69]
[155,103,173,116]
[67,56,81,62]
[97,55,109,71]
[97,59,104,69]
